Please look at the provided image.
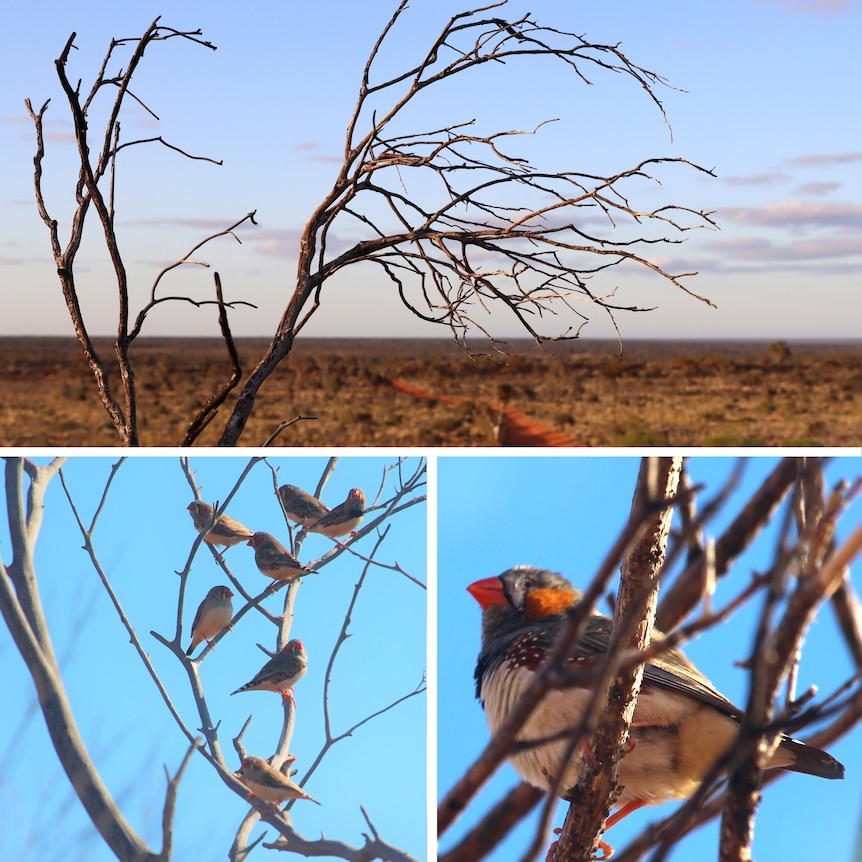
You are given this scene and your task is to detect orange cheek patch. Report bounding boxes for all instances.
[524,587,577,619]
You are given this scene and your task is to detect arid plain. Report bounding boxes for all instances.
[1,337,859,447]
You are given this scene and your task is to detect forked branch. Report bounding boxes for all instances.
[28,5,718,448]
[26,23,249,446]
[216,2,717,444]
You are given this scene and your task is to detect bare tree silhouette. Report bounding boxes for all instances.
[26,3,716,446]
[1,455,426,861]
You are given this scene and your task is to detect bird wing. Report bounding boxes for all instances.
[189,595,215,635]
[574,615,744,719]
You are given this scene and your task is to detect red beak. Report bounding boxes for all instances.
[466,576,509,610]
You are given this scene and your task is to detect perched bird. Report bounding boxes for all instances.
[186,585,234,655]
[469,566,844,849]
[307,488,365,538]
[247,532,313,585]
[277,484,331,528]
[235,755,320,806]
[187,501,254,555]
[231,639,308,702]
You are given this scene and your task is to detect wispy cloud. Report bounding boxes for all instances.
[252,227,364,259]
[704,234,862,261]
[795,181,841,196]
[249,228,307,259]
[755,0,852,16]
[292,140,342,162]
[718,200,862,230]
[787,152,862,166]
[127,217,260,232]
[724,172,790,186]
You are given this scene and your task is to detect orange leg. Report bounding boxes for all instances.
[605,798,646,830]
[545,832,560,862]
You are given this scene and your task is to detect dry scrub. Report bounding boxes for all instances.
[1,337,859,447]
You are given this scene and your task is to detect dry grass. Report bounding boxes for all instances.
[1,336,859,447]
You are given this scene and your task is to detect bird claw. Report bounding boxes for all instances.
[595,839,615,860]
[545,827,615,861]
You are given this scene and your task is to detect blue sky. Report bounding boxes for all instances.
[2,452,862,861]
[437,454,862,861]
[1,0,860,341]
[0,454,427,862]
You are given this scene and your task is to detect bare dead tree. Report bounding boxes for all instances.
[26,3,717,446]
[0,455,426,862]
[25,19,257,446]
[216,2,717,445]
[438,456,862,862]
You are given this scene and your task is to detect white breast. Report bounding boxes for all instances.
[481,662,591,792]
[480,663,719,807]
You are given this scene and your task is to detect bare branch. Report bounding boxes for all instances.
[657,458,801,632]
[158,738,201,861]
[181,273,244,446]
[438,483,671,836]
[26,23,241,445]
[4,454,424,860]
[439,457,862,862]
[0,458,160,862]
[215,5,717,444]
[130,211,259,342]
[556,457,681,861]
[440,782,544,862]
[111,135,224,164]
[27,9,717,445]
[261,416,319,448]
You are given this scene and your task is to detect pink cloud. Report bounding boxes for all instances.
[293,141,342,161]
[702,234,862,263]
[724,172,790,186]
[127,217,260,232]
[719,200,862,230]
[756,0,851,15]
[787,152,862,166]
[308,153,344,163]
[795,181,841,196]
[251,228,306,259]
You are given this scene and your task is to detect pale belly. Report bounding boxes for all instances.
[481,663,739,808]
